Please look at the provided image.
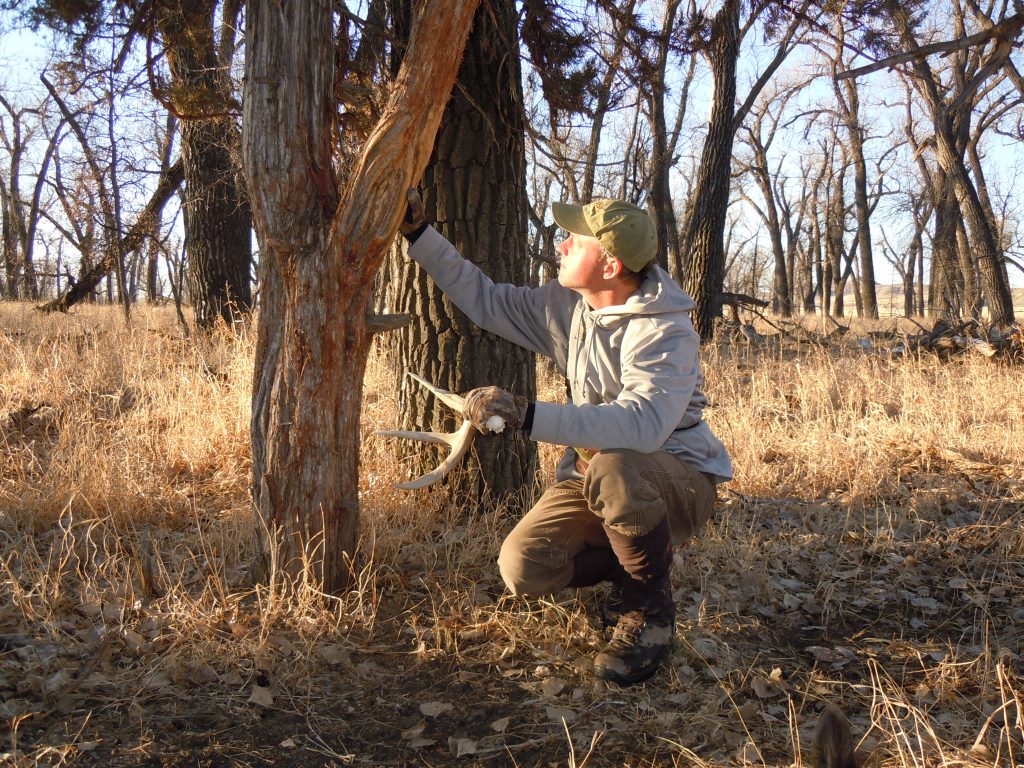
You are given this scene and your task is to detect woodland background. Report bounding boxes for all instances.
[0,1,1023,766]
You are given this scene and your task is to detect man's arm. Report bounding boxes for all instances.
[528,316,700,452]
[408,226,573,365]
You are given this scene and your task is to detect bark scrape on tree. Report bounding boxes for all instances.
[244,0,481,594]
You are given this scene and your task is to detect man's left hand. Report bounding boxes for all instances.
[463,386,527,433]
[401,188,426,236]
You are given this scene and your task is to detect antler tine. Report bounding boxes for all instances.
[374,373,475,490]
[375,420,476,490]
[406,372,466,413]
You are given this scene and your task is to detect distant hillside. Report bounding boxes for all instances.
[840,284,1024,319]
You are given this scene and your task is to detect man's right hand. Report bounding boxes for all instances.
[463,386,527,433]
[401,188,426,237]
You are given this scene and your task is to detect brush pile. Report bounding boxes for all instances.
[719,315,1024,363]
[891,318,1024,361]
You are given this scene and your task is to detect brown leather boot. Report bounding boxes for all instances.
[593,520,676,686]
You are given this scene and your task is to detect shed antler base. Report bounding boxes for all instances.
[376,373,503,490]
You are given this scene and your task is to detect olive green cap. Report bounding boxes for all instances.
[551,198,657,271]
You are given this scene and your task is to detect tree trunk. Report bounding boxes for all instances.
[930,167,960,318]
[832,33,878,319]
[849,134,877,318]
[160,2,252,330]
[245,0,479,594]
[899,20,1016,323]
[748,141,790,316]
[681,0,739,339]
[647,0,681,272]
[388,0,537,502]
[0,181,18,298]
[825,163,846,316]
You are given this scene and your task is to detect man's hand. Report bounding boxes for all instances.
[400,187,426,237]
[463,386,527,433]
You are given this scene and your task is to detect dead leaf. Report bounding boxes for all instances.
[490,716,510,733]
[269,633,296,656]
[43,669,71,696]
[186,661,218,685]
[736,700,758,720]
[541,677,566,698]
[75,741,100,753]
[739,741,762,764]
[807,646,841,662]
[449,737,477,757]
[970,742,995,759]
[280,737,298,748]
[144,670,172,689]
[120,629,145,653]
[546,705,576,723]
[409,738,436,749]
[752,677,779,699]
[316,644,351,667]
[247,685,274,707]
[420,701,453,717]
[402,720,427,739]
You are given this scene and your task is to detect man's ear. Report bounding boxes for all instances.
[604,256,623,280]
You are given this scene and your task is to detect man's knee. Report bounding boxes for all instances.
[497,535,568,596]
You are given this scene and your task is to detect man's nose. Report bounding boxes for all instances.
[556,238,569,256]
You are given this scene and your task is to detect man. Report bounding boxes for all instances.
[402,194,732,685]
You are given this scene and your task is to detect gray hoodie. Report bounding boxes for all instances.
[408,226,733,482]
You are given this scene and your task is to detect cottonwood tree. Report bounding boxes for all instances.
[386,0,537,501]
[828,23,879,318]
[40,69,133,317]
[879,2,1016,322]
[23,0,252,328]
[640,0,697,273]
[879,189,932,316]
[521,1,600,204]
[38,69,183,313]
[679,0,813,339]
[153,0,252,330]
[245,0,480,592]
[0,91,61,299]
[735,82,807,316]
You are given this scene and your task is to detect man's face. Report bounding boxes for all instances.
[555,232,610,292]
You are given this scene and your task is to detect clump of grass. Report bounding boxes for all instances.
[1,301,1021,767]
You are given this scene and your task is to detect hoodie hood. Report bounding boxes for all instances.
[589,265,696,327]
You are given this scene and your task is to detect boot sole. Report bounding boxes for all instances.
[594,660,662,686]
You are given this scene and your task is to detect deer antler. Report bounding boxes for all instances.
[376,373,484,490]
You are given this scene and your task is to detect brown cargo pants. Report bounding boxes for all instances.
[497,448,717,596]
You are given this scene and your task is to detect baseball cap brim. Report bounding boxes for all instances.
[551,202,595,238]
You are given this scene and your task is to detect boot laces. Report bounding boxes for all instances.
[606,611,647,652]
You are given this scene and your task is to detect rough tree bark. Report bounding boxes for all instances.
[388,0,537,502]
[831,29,878,318]
[244,0,480,594]
[680,0,808,338]
[896,10,1015,323]
[158,0,252,330]
[681,0,739,338]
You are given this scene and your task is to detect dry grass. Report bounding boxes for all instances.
[1,301,1021,767]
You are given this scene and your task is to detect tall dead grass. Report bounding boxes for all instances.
[1,301,1021,766]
